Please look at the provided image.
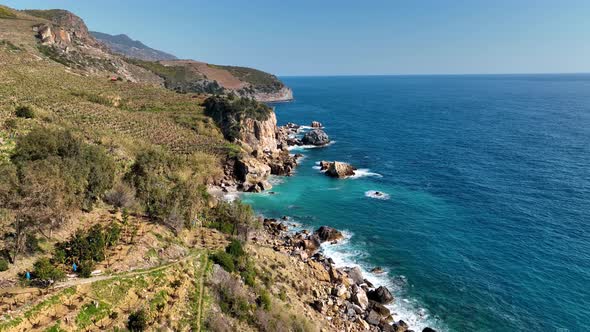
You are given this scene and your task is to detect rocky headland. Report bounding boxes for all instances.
[258,218,438,332]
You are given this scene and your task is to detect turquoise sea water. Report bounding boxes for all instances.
[242,75,590,331]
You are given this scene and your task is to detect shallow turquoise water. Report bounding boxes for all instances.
[243,75,590,331]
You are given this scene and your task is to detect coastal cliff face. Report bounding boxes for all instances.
[204,96,298,192]
[238,111,279,154]
[252,86,294,102]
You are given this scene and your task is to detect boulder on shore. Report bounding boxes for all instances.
[367,286,394,304]
[314,226,344,243]
[325,161,356,178]
[302,129,330,146]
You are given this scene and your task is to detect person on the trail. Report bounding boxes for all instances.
[72,263,77,272]
[25,271,30,280]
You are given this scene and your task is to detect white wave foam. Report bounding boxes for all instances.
[350,168,383,179]
[320,234,446,332]
[287,141,336,151]
[312,165,322,170]
[365,190,390,200]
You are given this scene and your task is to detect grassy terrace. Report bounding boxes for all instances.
[0,47,228,157]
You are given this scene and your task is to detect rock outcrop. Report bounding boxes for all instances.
[367,286,394,304]
[314,226,344,243]
[302,129,330,146]
[311,121,323,128]
[323,161,356,178]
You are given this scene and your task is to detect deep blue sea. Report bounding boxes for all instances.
[242,75,590,332]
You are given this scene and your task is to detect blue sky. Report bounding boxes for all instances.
[5,0,590,76]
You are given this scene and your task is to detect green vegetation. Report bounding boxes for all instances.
[205,200,257,236]
[0,257,8,271]
[0,39,20,51]
[31,257,65,283]
[75,301,110,329]
[204,95,272,141]
[0,6,17,19]
[15,105,35,119]
[127,309,148,331]
[128,59,225,94]
[126,147,212,233]
[37,45,73,67]
[209,64,284,92]
[22,9,66,21]
[53,223,121,277]
[0,128,115,262]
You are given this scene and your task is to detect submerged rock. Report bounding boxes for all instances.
[302,129,330,146]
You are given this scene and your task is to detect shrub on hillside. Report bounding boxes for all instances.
[225,239,245,257]
[31,257,65,283]
[0,258,8,272]
[126,147,209,232]
[210,251,235,273]
[127,309,148,332]
[15,105,35,119]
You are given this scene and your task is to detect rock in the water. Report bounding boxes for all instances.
[311,120,323,128]
[314,226,344,243]
[394,320,409,332]
[319,160,331,170]
[371,266,385,274]
[302,129,330,146]
[368,286,394,304]
[422,328,437,332]
[325,161,356,178]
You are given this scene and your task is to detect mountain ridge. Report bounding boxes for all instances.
[90,30,178,61]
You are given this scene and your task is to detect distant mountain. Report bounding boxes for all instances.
[90,31,177,61]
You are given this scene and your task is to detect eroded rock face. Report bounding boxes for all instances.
[239,112,279,154]
[302,129,330,146]
[235,157,271,192]
[325,161,356,178]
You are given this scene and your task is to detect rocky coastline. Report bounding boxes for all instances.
[256,218,437,332]
[207,108,437,330]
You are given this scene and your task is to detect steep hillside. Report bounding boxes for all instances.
[90,31,178,61]
[9,8,292,102]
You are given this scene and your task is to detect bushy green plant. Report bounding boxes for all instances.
[31,257,65,282]
[15,106,35,119]
[226,239,245,257]
[127,309,148,331]
[210,251,235,273]
[77,260,93,278]
[54,223,121,267]
[0,258,8,271]
[257,289,272,311]
[127,147,208,231]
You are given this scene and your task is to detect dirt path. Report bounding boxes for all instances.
[0,253,200,296]
[195,256,207,332]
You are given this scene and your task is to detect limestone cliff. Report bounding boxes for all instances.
[204,96,298,192]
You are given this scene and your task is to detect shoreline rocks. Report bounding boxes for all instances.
[256,219,438,332]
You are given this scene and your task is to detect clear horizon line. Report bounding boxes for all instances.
[277,71,590,78]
